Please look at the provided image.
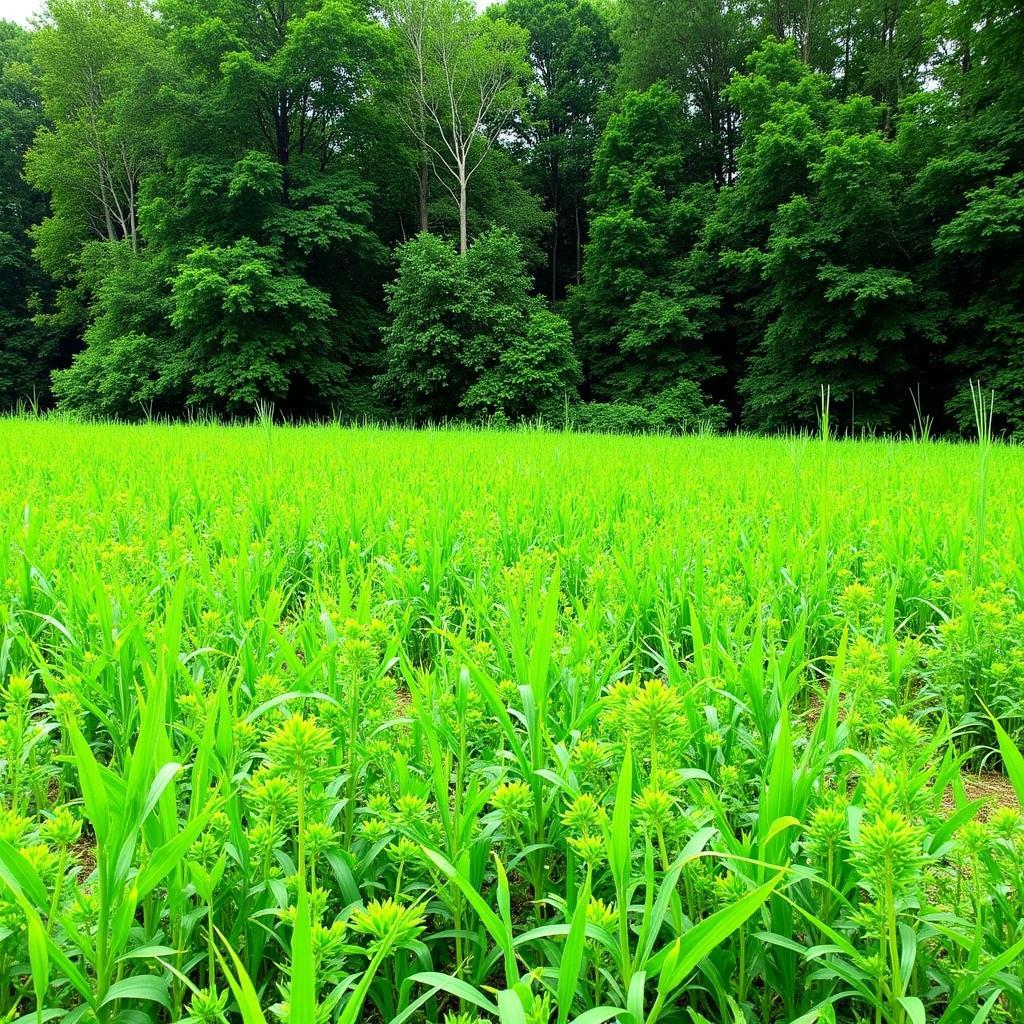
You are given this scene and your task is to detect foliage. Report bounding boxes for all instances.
[32,0,391,419]
[0,0,1022,431]
[897,0,1024,432]
[50,243,178,418]
[24,0,164,264]
[498,0,618,298]
[464,308,581,421]
[0,20,67,404]
[379,228,579,421]
[573,381,729,434]
[705,40,940,431]
[615,0,754,185]
[388,0,530,253]
[571,84,723,404]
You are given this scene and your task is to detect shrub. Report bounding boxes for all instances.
[571,401,651,434]
[51,332,172,419]
[464,308,581,420]
[379,228,581,422]
[646,380,730,432]
[571,381,729,434]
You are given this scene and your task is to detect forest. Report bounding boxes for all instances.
[0,0,1021,434]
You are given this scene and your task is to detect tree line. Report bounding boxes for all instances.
[0,0,1021,433]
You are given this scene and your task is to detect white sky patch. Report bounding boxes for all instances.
[0,0,42,25]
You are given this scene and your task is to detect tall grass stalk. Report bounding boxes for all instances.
[970,379,995,585]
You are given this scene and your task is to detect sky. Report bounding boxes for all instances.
[0,0,39,25]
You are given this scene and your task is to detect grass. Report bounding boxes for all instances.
[0,418,1023,1024]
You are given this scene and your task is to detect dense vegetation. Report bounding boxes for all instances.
[0,0,1021,432]
[0,418,1023,1024]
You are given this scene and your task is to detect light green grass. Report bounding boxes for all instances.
[0,420,1023,1024]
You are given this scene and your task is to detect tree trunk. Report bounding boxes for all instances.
[276,92,290,180]
[418,157,429,233]
[95,156,117,242]
[575,202,582,284]
[842,30,851,97]
[129,175,138,253]
[960,40,971,74]
[550,154,559,301]
[771,0,786,40]
[458,174,468,254]
[275,1,290,196]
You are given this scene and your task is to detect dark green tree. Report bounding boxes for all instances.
[50,242,178,417]
[616,0,754,185]
[571,84,723,406]
[498,0,618,298]
[897,0,1024,430]
[711,40,938,431]
[159,0,392,415]
[53,0,392,417]
[0,20,67,405]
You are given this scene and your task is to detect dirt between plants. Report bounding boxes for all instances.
[944,771,1020,820]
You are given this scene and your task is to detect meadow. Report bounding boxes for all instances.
[1,418,1023,1024]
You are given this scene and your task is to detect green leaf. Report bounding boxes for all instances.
[337,940,394,1024]
[607,745,632,896]
[656,874,782,999]
[571,1008,629,1024]
[135,803,215,900]
[100,976,170,1008]
[407,973,498,1014]
[557,869,592,1024]
[0,839,50,908]
[214,931,269,1024]
[528,561,561,703]
[765,815,801,844]
[0,877,96,1011]
[140,763,183,824]
[937,929,1024,1023]
[289,872,316,1024]
[116,946,178,963]
[27,911,49,1024]
[493,853,518,988]
[497,988,528,1024]
[63,715,111,846]
[898,997,925,1024]
[422,847,516,980]
[990,713,1024,805]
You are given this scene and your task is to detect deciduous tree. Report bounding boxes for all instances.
[389,0,529,253]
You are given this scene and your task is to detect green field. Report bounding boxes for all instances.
[2,420,1024,1024]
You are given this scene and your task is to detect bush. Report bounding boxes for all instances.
[50,244,182,419]
[571,381,730,435]
[646,380,730,432]
[571,401,651,434]
[376,233,473,421]
[51,332,173,419]
[464,308,581,420]
[378,228,581,422]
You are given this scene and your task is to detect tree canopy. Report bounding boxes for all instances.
[0,0,1021,433]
